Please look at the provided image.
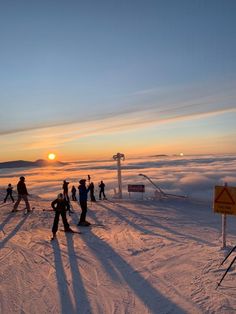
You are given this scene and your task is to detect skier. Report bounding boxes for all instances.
[62,180,69,201]
[99,180,106,200]
[77,179,91,226]
[12,176,31,212]
[89,182,96,202]
[51,193,74,239]
[71,185,77,201]
[4,183,14,203]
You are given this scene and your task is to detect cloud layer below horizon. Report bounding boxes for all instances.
[0,155,235,202]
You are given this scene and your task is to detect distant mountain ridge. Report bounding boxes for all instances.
[0,159,66,169]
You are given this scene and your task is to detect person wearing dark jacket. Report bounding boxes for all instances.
[12,176,31,212]
[71,185,77,201]
[51,193,73,239]
[62,180,70,201]
[89,182,96,202]
[99,180,106,200]
[4,183,14,203]
[77,179,91,226]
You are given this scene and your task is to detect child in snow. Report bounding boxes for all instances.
[51,193,74,239]
[4,183,14,203]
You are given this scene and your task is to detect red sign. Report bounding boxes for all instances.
[128,185,145,193]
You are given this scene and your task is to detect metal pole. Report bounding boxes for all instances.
[222,213,227,249]
[117,157,122,198]
[222,182,228,249]
[113,152,125,199]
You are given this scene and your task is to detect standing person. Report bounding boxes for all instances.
[62,180,69,201]
[77,179,91,226]
[99,180,106,200]
[71,185,77,201]
[12,176,31,213]
[51,193,74,239]
[89,182,96,202]
[4,183,14,203]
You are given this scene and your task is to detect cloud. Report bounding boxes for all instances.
[178,174,215,192]
[0,80,236,139]
[2,104,235,154]
[1,155,236,201]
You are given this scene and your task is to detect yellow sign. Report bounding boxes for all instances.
[214,185,236,215]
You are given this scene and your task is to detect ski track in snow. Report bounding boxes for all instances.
[1,198,236,313]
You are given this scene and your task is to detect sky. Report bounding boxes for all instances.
[0,0,235,162]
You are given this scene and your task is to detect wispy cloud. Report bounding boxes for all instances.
[2,104,234,154]
[0,80,235,138]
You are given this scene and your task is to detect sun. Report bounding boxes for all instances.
[48,153,56,160]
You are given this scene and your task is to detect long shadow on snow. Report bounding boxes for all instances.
[95,203,181,244]
[65,234,92,313]
[90,204,180,242]
[0,211,15,234]
[51,239,75,314]
[79,212,188,313]
[102,202,213,246]
[70,207,122,283]
[0,214,29,248]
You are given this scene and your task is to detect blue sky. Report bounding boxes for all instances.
[0,0,235,161]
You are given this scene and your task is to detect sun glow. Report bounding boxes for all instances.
[48,153,56,160]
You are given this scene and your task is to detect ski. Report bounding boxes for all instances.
[60,229,82,234]
[78,223,107,229]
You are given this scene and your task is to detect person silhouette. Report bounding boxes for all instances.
[12,176,31,213]
[4,183,14,203]
[62,180,69,201]
[77,179,91,226]
[89,182,96,202]
[51,193,74,239]
[99,180,106,200]
[71,185,77,201]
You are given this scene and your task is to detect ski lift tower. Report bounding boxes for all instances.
[113,152,125,198]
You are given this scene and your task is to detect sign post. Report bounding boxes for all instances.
[214,183,236,249]
[222,213,227,249]
[128,184,145,199]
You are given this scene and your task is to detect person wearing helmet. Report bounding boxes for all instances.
[51,193,74,239]
[77,179,91,226]
[12,176,31,213]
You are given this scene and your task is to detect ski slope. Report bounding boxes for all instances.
[1,196,236,314]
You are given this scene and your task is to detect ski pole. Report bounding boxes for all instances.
[216,256,236,289]
[220,245,236,266]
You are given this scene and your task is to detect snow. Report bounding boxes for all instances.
[1,155,236,314]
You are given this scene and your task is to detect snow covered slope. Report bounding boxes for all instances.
[1,197,236,314]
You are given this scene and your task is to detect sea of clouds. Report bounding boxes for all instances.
[0,155,236,202]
